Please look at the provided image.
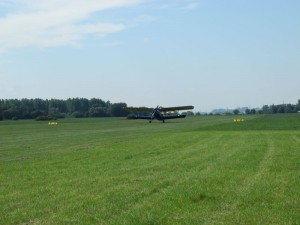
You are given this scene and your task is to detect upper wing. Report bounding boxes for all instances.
[160,105,194,112]
[124,107,153,112]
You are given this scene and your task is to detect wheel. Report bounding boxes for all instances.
[149,120,152,123]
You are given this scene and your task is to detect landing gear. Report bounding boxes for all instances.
[149,120,152,123]
[162,120,165,123]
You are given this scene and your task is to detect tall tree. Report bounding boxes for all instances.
[245,109,251,114]
[297,99,300,111]
[108,103,127,117]
[0,104,3,121]
[89,107,108,117]
[250,109,257,114]
[233,109,240,115]
[262,105,270,114]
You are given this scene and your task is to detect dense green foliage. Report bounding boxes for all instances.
[1,98,299,120]
[255,99,300,114]
[1,115,300,224]
[0,105,3,120]
[0,98,128,120]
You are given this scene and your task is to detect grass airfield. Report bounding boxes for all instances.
[1,114,300,224]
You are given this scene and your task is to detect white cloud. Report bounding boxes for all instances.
[151,0,200,11]
[132,14,156,24]
[183,0,200,10]
[103,40,125,47]
[0,0,141,52]
[185,3,199,10]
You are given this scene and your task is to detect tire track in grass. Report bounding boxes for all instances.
[292,135,300,143]
[99,133,229,223]
[237,135,274,193]
[103,132,243,224]
[205,134,275,224]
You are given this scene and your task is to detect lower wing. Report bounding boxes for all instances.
[127,115,186,120]
[162,115,186,119]
[127,115,152,120]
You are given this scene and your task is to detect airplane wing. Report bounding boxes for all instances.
[124,107,153,112]
[160,105,194,112]
[162,114,187,119]
[127,115,153,120]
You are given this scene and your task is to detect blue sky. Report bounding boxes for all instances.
[0,0,299,112]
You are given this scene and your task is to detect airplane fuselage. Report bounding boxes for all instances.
[153,108,164,121]
[149,108,186,123]
[125,105,193,123]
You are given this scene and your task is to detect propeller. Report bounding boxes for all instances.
[149,105,159,122]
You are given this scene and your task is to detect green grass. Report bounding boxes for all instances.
[1,114,300,224]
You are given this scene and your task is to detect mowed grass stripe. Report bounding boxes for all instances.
[2,131,240,224]
[105,132,266,224]
[106,133,242,225]
[1,115,300,224]
[0,116,234,162]
[107,132,299,225]
[204,132,300,225]
[204,133,274,224]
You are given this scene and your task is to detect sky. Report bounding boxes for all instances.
[0,0,299,112]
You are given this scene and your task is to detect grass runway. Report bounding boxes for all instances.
[1,114,300,224]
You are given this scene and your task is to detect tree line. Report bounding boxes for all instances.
[0,98,128,120]
[260,101,300,114]
[230,100,300,115]
[0,98,299,120]
[241,100,300,115]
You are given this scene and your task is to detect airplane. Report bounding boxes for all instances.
[124,105,194,123]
